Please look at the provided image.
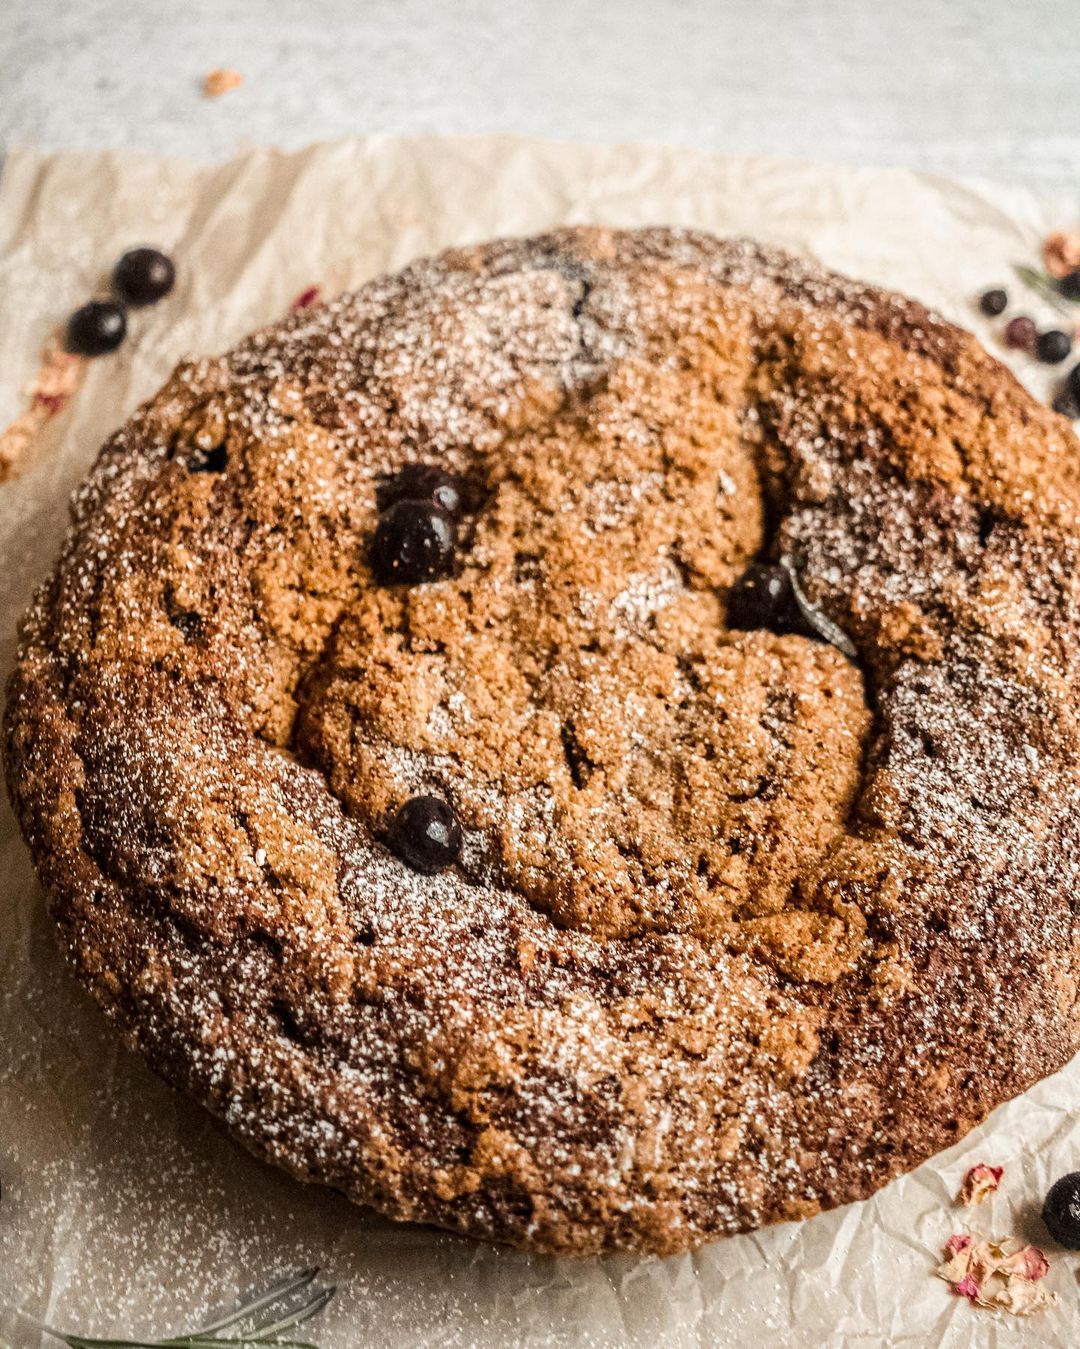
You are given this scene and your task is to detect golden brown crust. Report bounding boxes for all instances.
[6,227,1080,1255]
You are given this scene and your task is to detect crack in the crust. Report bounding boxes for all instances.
[749,350,1055,885]
[571,277,593,327]
[279,265,882,955]
[738,345,881,951]
[289,262,611,754]
[559,719,596,790]
[529,261,602,407]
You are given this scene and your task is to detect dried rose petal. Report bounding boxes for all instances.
[937,1240,975,1287]
[291,285,322,310]
[936,1235,1057,1317]
[988,1268,1057,1316]
[1002,1244,1050,1282]
[0,419,35,477]
[1024,1246,1050,1281]
[0,332,87,481]
[957,1163,1003,1206]
[1044,231,1080,280]
[203,68,244,98]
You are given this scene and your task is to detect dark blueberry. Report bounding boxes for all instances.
[727,560,856,658]
[1059,270,1080,301]
[1043,1172,1080,1248]
[1069,362,1080,405]
[188,444,228,473]
[169,609,203,640]
[388,795,462,874]
[978,288,1007,317]
[371,500,455,584]
[1036,328,1073,365]
[66,300,127,356]
[114,248,176,306]
[1052,389,1079,419]
[1004,315,1038,352]
[727,562,812,639]
[377,463,462,517]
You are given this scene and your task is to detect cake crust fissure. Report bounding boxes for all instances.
[7,227,1080,1255]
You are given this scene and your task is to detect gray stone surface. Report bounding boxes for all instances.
[2,0,1078,193]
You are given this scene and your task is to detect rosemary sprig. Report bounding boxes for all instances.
[38,1267,335,1349]
[1013,263,1074,318]
[779,555,857,659]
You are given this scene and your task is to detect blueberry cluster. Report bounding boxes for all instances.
[979,290,1074,367]
[374,463,467,873]
[66,248,176,357]
[978,285,1080,419]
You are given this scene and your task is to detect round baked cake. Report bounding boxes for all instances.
[7,227,1080,1256]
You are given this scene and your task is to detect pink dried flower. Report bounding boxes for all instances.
[0,331,88,480]
[1015,1245,1050,1281]
[957,1163,1003,1206]
[936,1235,1057,1316]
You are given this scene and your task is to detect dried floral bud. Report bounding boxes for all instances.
[203,68,244,98]
[291,285,322,310]
[1043,231,1080,280]
[958,1163,1004,1206]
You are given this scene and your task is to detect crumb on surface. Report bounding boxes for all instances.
[203,69,244,98]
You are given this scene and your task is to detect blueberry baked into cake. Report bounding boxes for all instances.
[7,227,1080,1256]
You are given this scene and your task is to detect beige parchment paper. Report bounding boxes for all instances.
[1,135,1079,1348]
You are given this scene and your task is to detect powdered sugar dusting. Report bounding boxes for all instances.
[6,226,1080,1266]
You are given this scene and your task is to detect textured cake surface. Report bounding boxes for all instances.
[6,227,1080,1256]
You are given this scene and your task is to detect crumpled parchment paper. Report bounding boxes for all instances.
[1,135,1078,1348]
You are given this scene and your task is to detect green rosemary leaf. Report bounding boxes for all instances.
[779,555,856,659]
[178,1269,319,1340]
[40,1268,332,1349]
[1013,264,1073,316]
[164,1340,321,1349]
[245,1288,335,1341]
[53,1339,161,1349]
[57,1338,320,1349]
